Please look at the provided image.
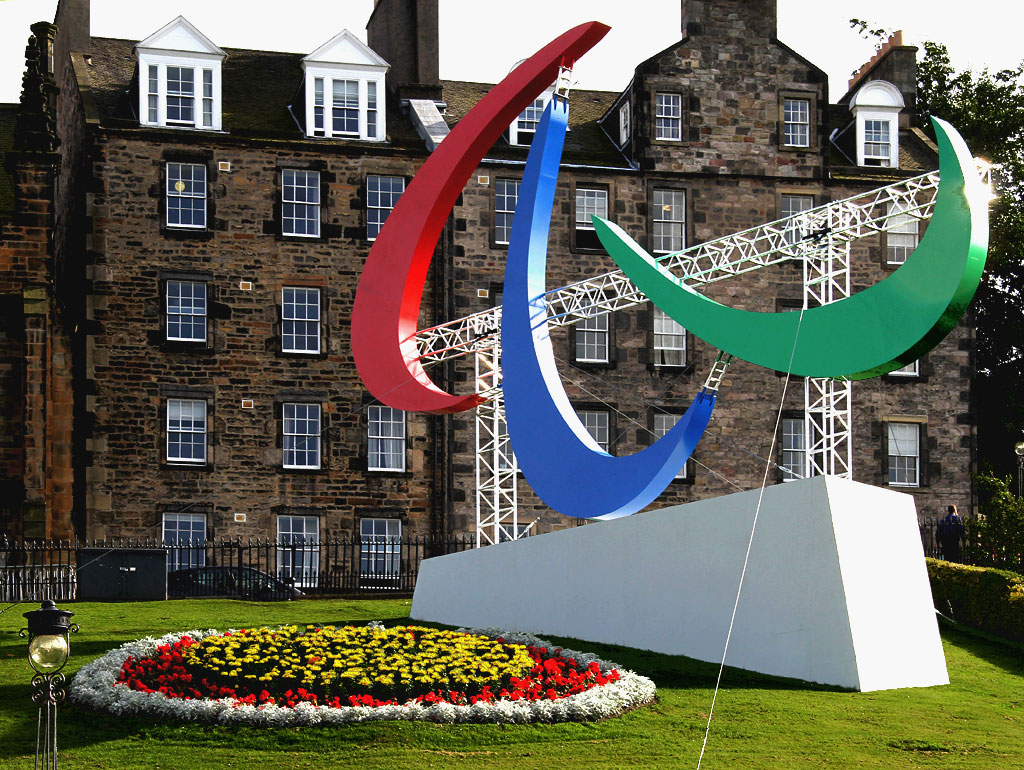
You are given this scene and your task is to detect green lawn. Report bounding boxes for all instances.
[1,598,1022,769]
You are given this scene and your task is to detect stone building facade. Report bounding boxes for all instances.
[0,0,975,553]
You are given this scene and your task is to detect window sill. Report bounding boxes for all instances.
[161,227,215,241]
[572,359,616,371]
[648,362,693,376]
[280,466,328,475]
[277,350,328,361]
[665,475,695,486]
[141,123,227,134]
[306,135,386,143]
[161,462,214,473]
[160,340,215,355]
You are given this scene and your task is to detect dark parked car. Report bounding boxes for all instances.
[168,566,304,601]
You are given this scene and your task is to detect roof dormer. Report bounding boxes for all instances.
[136,16,226,131]
[300,30,389,141]
[849,80,904,168]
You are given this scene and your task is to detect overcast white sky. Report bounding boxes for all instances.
[0,0,1017,104]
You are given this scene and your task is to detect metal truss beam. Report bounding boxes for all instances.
[417,171,940,365]
[448,166,987,545]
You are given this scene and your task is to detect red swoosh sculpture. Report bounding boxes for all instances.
[351,22,610,414]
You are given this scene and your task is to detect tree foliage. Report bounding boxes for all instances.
[916,43,1024,476]
[969,472,1024,570]
[849,22,1024,472]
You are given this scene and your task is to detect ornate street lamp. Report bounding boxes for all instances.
[1015,442,1024,498]
[20,600,78,770]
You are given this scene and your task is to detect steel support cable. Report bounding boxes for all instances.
[696,307,806,770]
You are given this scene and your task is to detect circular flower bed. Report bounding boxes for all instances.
[69,624,655,725]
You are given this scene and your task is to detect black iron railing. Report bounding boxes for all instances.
[3,522,1018,604]
[917,519,1022,571]
[0,534,476,602]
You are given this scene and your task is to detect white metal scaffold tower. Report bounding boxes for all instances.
[412,169,959,546]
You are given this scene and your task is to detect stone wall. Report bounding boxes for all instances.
[77,130,445,540]
[38,0,974,544]
[0,22,75,540]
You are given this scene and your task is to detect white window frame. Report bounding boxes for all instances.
[575,311,609,363]
[618,101,631,147]
[360,518,401,579]
[282,170,321,238]
[367,174,405,241]
[302,68,386,141]
[166,280,207,342]
[166,162,207,229]
[653,413,687,479]
[652,189,686,254]
[781,416,806,482]
[886,200,919,265]
[781,193,814,246]
[509,92,551,146]
[276,515,319,588]
[653,307,686,367]
[283,403,322,469]
[887,421,921,487]
[890,360,920,377]
[139,55,223,131]
[578,410,610,452]
[862,118,893,166]
[782,97,810,148]
[166,398,206,465]
[494,179,519,245]
[281,287,321,354]
[368,405,406,472]
[162,512,207,571]
[575,186,609,250]
[576,187,608,230]
[655,92,682,141]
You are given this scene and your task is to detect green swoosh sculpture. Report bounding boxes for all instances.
[594,117,988,380]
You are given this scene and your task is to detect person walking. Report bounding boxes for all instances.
[937,505,966,563]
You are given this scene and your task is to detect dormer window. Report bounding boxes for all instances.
[301,30,389,141]
[618,101,630,147]
[136,17,225,131]
[849,80,904,169]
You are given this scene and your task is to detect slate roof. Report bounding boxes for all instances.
[85,37,629,166]
[0,104,18,219]
[441,80,626,167]
[82,36,934,176]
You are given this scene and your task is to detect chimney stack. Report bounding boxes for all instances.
[52,0,90,91]
[367,0,440,100]
[681,0,777,41]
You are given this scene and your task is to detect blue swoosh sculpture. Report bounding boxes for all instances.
[500,97,716,520]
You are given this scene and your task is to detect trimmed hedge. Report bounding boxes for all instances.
[927,558,1024,642]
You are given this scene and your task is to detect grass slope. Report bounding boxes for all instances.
[1,598,1022,769]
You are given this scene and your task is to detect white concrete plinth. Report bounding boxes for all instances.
[412,476,948,691]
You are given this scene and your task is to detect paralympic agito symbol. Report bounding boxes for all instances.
[351,23,989,520]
